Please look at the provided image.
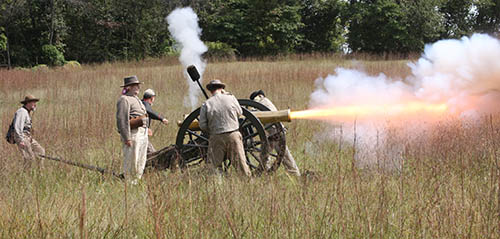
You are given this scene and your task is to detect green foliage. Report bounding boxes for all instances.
[346,0,444,54]
[199,0,304,56]
[347,0,409,53]
[473,0,500,33]
[400,0,444,51]
[298,0,345,52]
[1,0,500,66]
[0,32,6,51]
[439,0,474,38]
[63,60,81,68]
[204,41,237,59]
[31,64,49,71]
[41,44,65,66]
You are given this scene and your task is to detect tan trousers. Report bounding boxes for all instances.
[17,135,45,167]
[122,127,148,181]
[269,140,300,176]
[207,131,251,177]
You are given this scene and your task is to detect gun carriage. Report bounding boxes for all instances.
[149,65,291,174]
[174,99,290,173]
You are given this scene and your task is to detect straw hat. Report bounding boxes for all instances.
[20,95,40,104]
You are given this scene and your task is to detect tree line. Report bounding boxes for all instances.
[0,0,498,68]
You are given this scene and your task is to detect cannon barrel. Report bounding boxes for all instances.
[177,109,291,130]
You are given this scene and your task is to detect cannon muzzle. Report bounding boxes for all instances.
[177,109,291,130]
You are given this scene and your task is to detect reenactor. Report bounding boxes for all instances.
[250,89,301,176]
[6,95,45,168]
[199,80,251,177]
[116,76,149,184]
[141,89,169,154]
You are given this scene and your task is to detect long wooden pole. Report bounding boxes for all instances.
[37,155,123,179]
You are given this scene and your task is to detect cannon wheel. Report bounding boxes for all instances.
[176,104,270,173]
[238,99,287,172]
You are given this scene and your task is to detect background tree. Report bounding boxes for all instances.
[200,0,303,56]
[297,0,345,53]
[439,0,474,38]
[399,0,443,52]
[346,0,408,53]
[1,0,500,67]
[473,0,500,34]
[346,0,445,54]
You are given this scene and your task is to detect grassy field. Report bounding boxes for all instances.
[0,55,499,238]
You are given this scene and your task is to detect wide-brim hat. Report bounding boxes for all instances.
[206,79,226,91]
[249,89,265,100]
[20,94,40,104]
[120,75,143,87]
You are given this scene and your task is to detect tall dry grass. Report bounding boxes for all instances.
[0,55,498,238]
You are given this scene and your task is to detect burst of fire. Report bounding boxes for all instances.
[290,101,448,120]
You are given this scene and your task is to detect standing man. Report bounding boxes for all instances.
[141,88,169,154]
[7,95,45,167]
[116,76,149,183]
[250,90,301,176]
[199,80,251,177]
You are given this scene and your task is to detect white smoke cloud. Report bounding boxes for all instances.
[309,33,500,167]
[410,33,500,115]
[166,7,208,109]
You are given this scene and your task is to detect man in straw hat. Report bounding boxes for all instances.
[199,79,251,177]
[141,88,168,155]
[7,95,45,167]
[116,75,149,183]
[250,89,300,176]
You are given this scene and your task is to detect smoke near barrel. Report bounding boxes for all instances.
[295,33,500,121]
[295,33,500,166]
[166,7,208,109]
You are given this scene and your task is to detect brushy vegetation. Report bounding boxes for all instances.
[0,55,499,238]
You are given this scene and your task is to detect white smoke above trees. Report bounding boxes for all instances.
[166,7,208,109]
[309,33,500,167]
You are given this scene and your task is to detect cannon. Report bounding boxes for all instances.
[175,105,291,173]
[169,65,292,174]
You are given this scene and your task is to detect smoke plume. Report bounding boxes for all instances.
[166,7,208,109]
[309,34,500,167]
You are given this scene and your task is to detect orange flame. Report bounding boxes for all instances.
[290,101,448,120]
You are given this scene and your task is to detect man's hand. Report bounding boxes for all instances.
[125,140,133,147]
[162,118,169,125]
[19,140,26,148]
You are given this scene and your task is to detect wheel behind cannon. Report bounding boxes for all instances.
[176,101,272,173]
[238,99,288,172]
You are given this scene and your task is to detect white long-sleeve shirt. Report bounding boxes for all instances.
[12,107,32,143]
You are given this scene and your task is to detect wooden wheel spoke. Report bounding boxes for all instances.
[243,131,259,141]
[187,129,208,141]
